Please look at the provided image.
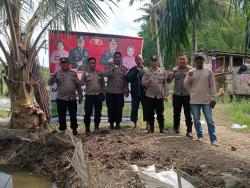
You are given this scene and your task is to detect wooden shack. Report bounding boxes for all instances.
[201,50,250,90]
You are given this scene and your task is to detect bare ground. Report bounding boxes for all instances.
[0,111,250,188]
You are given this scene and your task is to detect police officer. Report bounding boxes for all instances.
[48,57,83,135]
[103,51,129,129]
[167,53,193,138]
[80,57,105,134]
[68,35,89,71]
[125,54,148,129]
[142,56,168,133]
[99,38,117,66]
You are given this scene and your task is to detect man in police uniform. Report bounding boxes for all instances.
[48,57,83,135]
[167,53,193,138]
[103,51,129,129]
[69,35,89,71]
[80,57,105,134]
[142,55,168,133]
[99,38,117,66]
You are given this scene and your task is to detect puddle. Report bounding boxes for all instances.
[0,167,57,188]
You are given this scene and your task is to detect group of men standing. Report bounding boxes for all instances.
[48,51,218,146]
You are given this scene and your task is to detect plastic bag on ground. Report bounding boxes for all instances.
[231,124,247,129]
[131,164,195,188]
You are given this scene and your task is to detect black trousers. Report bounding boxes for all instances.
[106,93,124,124]
[84,95,103,125]
[56,98,78,131]
[172,95,193,133]
[144,96,164,131]
[131,96,146,122]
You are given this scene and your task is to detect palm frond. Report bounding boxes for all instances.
[129,0,145,6]
[3,0,20,61]
[159,0,201,65]
[27,0,109,43]
[134,15,151,23]
[233,0,250,52]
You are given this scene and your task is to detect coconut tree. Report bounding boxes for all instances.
[127,0,167,67]
[0,0,115,129]
[234,0,250,52]
[130,0,231,66]
[157,0,234,65]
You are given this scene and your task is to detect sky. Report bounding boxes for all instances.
[38,1,147,67]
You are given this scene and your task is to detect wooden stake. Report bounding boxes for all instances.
[176,160,182,188]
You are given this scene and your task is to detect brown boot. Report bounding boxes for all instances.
[133,121,137,129]
[85,124,91,135]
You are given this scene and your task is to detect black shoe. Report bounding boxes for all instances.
[160,129,165,133]
[110,123,115,129]
[85,127,90,133]
[116,123,120,129]
[174,130,180,134]
[186,132,193,139]
[147,129,154,134]
[73,130,78,136]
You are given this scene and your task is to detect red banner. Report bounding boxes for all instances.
[49,31,143,122]
[49,30,143,73]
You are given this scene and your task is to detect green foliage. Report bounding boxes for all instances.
[139,3,246,67]
[224,99,250,132]
[42,67,50,86]
[138,23,158,67]
[197,12,246,52]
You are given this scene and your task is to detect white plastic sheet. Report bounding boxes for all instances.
[231,124,248,129]
[131,165,195,188]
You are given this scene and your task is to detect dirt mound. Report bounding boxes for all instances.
[0,128,250,187]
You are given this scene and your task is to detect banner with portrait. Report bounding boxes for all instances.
[49,30,143,122]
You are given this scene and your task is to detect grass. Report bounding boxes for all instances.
[0,109,9,118]
[216,94,250,132]
[224,100,250,132]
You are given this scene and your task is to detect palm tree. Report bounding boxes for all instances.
[130,0,166,67]
[234,0,250,53]
[158,0,235,65]
[130,0,233,65]
[0,0,115,129]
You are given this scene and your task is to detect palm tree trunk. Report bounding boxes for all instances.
[4,59,48,129]
[191,18,197,66]
[154,10,164,68]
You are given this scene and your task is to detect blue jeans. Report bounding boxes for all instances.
[190,104,217,142]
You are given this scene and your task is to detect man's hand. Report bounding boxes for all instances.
[163,96,168,102]
[124,92,129,98]
[167,71,174,79]
[210,100,216,109]
[79,95,83,104]
[75,77,80,84]
[188,71,193,77]
[148,76,154,85]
